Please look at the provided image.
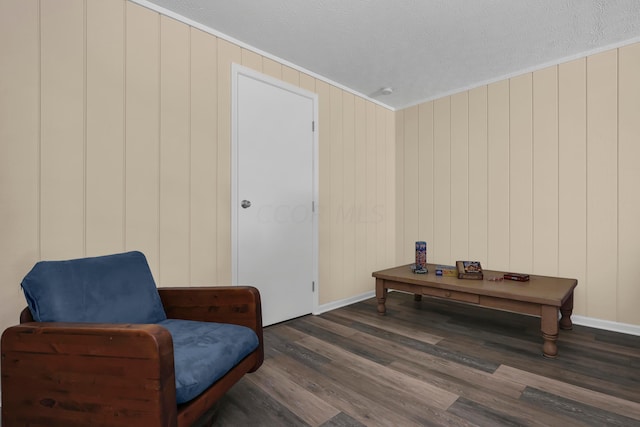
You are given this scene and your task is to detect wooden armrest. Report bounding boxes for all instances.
[1,323,177,426]
[158,286,264,371]
[158,286,261,326]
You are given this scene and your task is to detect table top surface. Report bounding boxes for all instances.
[373,264,577,306]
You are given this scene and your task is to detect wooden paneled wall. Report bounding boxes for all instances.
[396,43,640,326]
[6,1,636,331]
[0,0,396,333]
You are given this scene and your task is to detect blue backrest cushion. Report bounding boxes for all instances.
[21,251,167,324]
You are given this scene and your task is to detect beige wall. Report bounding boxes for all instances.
[0,0,396,334]
[4,0,636,334]
[396,42,640,326]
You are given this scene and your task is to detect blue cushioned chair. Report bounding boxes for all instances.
[1,251,263,427]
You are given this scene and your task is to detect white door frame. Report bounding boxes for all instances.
[231,63,319,316]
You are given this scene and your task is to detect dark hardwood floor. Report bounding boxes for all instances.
[205,292,640,426]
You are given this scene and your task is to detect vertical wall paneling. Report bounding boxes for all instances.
[487,81,510,270]
[282,65,300,87]
[262,57,282,80]
[4,0,640,331]
[0,0,40,326]
[532,67,559,275]
[433,98,451,264]
[190,28,218,285]
[403,106,420,262]
[159,16,190,285]
[342,92,356,292]
[316,80,332,304]
[125,2,161,275]
[86,0,125,256]
[329,85,344,301]
[617,43,640,325]
[586,50,618,319]
[375,106,388,267]
[1,0,399,339]
[299,73,316,94]
[558,58,588,315]
[40,0,85,259]
[508,73,533,273]
[418,102,434,255]
[366,103,379,273]
[467,87,488,264]
[395,42,639,326]
[450,92,469,262]
[241,47,262,72]
[385,110,396,267]
[354,97,368,291]
[395,109,405,265]
[216,39,241,284]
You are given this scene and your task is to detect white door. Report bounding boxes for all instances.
[232,65,317,326]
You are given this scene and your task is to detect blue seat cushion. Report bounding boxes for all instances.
[158,319,259,404]
[20,251,167,324]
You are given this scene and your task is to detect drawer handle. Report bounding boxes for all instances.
[445,291,451,298]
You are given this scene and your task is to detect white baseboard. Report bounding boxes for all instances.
[314,291,640,337]
[314,290,375,315]
[572,315,640,336]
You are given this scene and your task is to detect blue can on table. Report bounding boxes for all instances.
[415,241,427,273]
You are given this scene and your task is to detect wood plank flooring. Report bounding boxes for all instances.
[203,292,640,426]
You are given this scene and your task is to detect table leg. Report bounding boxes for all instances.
[540,305,559,358]
[376,278,387,315]
[559,291,574,330]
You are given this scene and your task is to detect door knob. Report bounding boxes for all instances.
[241,200,252,209]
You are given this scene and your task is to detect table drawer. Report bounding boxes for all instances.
[421,287,479,304]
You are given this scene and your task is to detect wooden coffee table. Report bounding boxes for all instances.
[372,264,577,358]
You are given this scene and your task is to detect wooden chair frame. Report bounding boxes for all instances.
[1,286,263,427]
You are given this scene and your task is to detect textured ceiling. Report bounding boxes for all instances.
[140,0,640,110]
